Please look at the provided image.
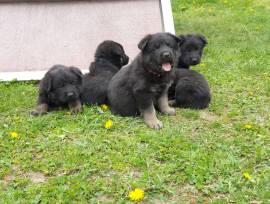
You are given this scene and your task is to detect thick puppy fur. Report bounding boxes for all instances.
[108,33,182,129]
[31,65,83,116]
[169,33,211,109]
[169,69,211,109]
[82,40,129,105]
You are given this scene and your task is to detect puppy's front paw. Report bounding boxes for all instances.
[70,105,82,114]
[145,119,163,130]
[69,100,82,114]
[30,104,48,116]
[31,109,42,116]
[168,100,176,106]
[164,107,176,116]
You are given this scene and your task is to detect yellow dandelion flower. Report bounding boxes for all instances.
[248,91,254,96]
[66,111,71,115]
[243,172,252,180]
[244,124,252,129]
[223,0,228,4]
[9,131,19,138]
[129,188,144,202]
[101,104,109,111]
[208,8,212,13]
[104,120,113,129]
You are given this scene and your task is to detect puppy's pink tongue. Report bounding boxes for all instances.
[162,63,172,71]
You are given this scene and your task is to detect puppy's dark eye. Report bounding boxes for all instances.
[155,44,160,49]
[166,42,172,48]
[59,81,67,88]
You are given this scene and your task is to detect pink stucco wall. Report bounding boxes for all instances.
[0,0,163,73]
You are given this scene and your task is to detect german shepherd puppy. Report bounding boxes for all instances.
[108,33,182,129]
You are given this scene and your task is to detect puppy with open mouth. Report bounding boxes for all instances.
[108,32,182,129]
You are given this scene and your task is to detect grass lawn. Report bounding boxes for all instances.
[1,0,270,203]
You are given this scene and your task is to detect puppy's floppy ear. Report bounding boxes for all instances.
[172,34,185,46]
[112,41,124,50]
[39,73,52,93]
[178,34,186,41]
[198,34,208,46]
[178,34,186,45]
[111,42,129,66]
[167,33,184,47]
[112,44,124,57]
[138,34,152,50]
[69,67,83,82]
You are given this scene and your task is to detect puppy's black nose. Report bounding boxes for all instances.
[192,58,199,64]
[123,55,129,65]
[162,52,171,60]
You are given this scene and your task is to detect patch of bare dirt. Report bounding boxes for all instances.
[149,184,199,204]
[96,195,113,203]
[200,111,219,122]
[1,174,15,187]
[250,201,262,204]
[24,171,47,183]
[129,169,142,179]
[1,165,47,186]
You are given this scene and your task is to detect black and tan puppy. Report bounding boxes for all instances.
[108,33,182,129]
[169,33,211,109]
[82,40,129,105]
[31,65,83,116]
